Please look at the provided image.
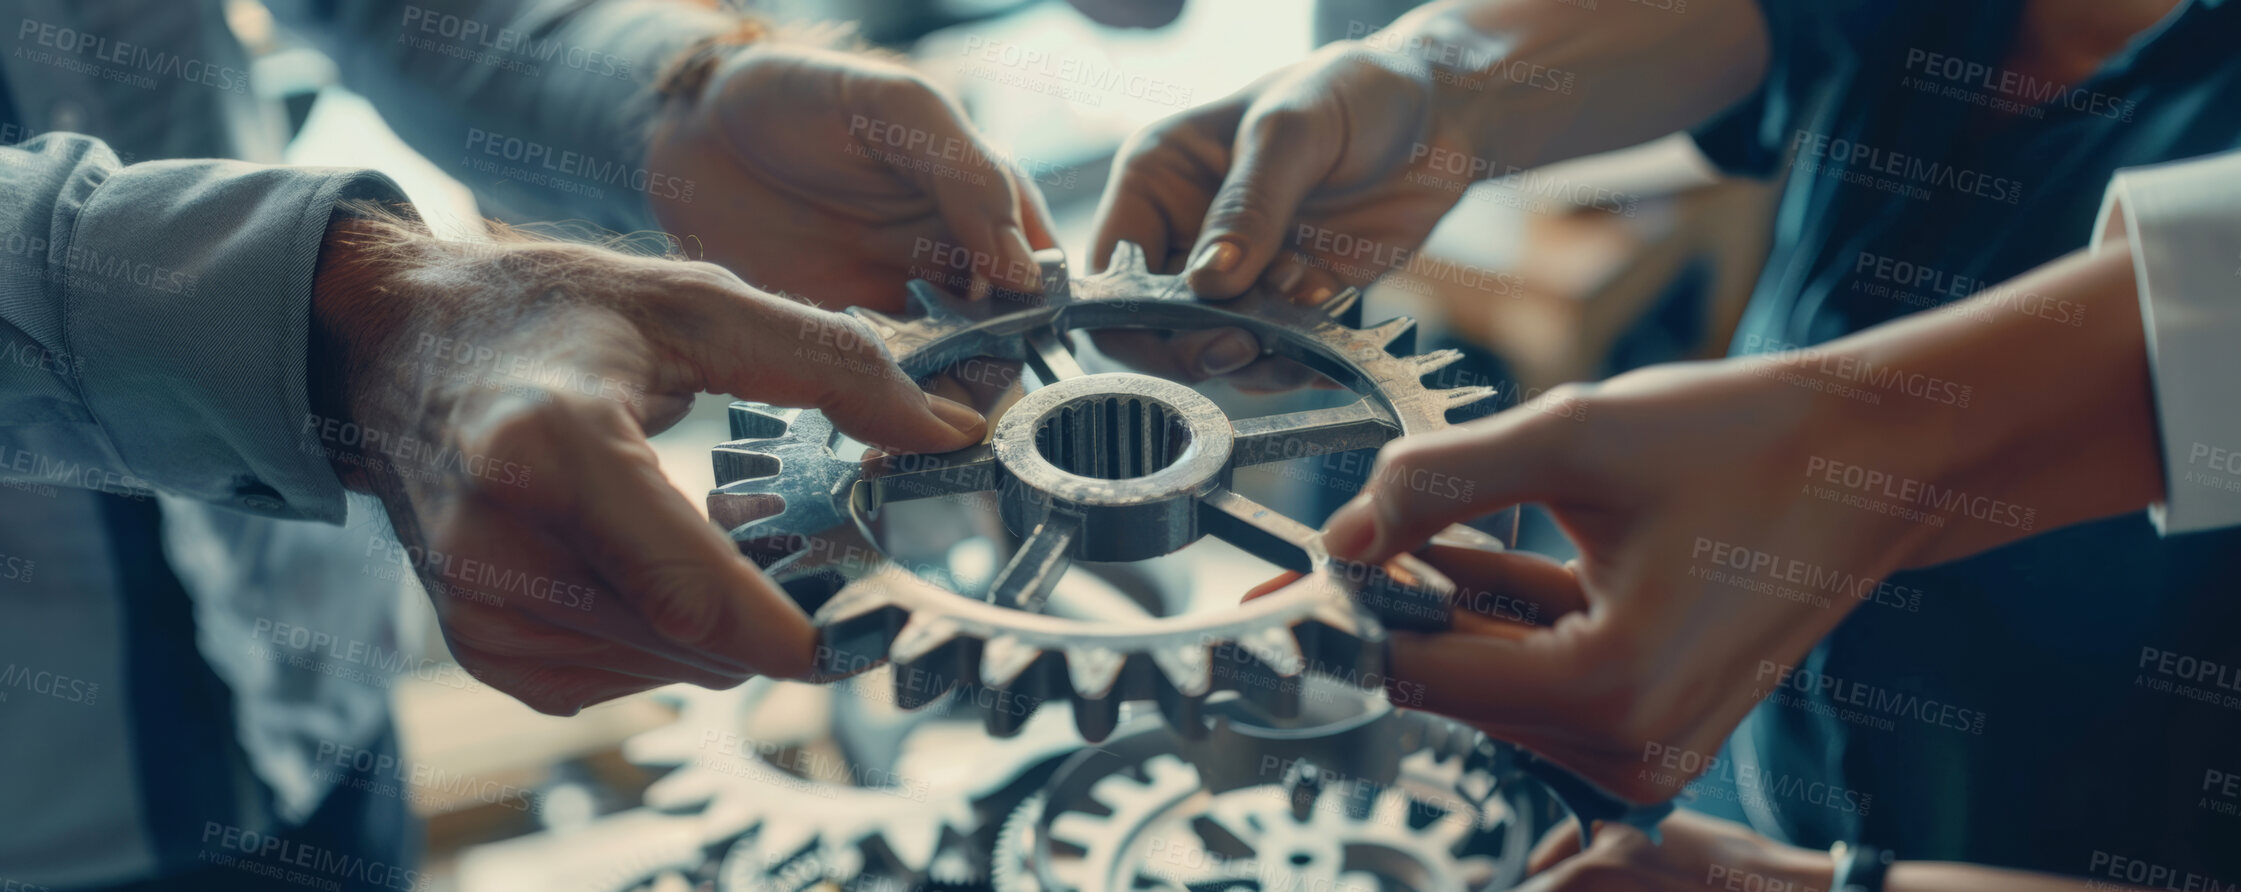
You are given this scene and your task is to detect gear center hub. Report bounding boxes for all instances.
[993,373,1233,562]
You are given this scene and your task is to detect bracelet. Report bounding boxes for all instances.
[1829,842,1895,892]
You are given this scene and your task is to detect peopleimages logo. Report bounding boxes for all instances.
[199,822,428,892]
[1790,130,2024,204]
[2086,852,2236,892]
[1902,49,2137,122]
[1755,661,1987,734]
[1804,456,2036,531]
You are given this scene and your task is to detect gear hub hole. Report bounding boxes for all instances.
[1034,395,1190,481]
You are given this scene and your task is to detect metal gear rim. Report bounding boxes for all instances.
[1014,704,1546,892]
[708,242,1504,743]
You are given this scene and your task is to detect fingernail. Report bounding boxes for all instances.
[1322,494,1381,561]
[1189,239,1243,276]
[1268,255,1306,293]
[1303,286,1336,306]
[1199,331,1260,376]
[925,393,987,441]
[1001,224,1041,291]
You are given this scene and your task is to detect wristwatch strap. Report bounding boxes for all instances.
[1830,842,1895,892]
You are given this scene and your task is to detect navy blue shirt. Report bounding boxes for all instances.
[1693,0,2241,879]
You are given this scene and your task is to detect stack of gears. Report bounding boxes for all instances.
[459,246,1666,891]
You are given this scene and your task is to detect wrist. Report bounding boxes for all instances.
[308,208,433,490]
[1720,837,1836,892]
[1780,246,2161,566]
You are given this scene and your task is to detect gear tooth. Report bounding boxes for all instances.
[706,484,786,534]
[1410,348,1467,376]
[909,279,981,323]
[981,634,1043,688]
[818,582,900,625]
[889,613,962,665]
[1149,643,1212,696]
[711,446,781,486]
[1235,625,1306,677]
[904,280,952,317]
[1106,240,1150,276]
[725,402,793,440]
[1363,315,1417,348]
[1034,247,1072,300]
[1049,811,1106,851]
[1071,694,1122,743]
[1322,286,1363,318]
[1439,385,1501,409]
[879,821,944,873]
[1065,646,1126,699]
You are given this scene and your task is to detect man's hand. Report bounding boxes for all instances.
[1089,42,1473,387]
[647,43,1055,312]
[309,213,986,716]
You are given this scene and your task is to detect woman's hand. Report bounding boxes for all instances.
[1520,812,1833,892]
[1087,41,1475,387]
[1315,247,2163,802]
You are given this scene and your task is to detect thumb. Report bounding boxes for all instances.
[786,313,989,456]
[872,78,1045,294]
[1184,107,1338,298]
[1323,397,1588,563]
[689,288,986,455]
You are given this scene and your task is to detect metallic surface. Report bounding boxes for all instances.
[708,243,1503,742]
[1002,690,1551,892]
[621,677,1080,890]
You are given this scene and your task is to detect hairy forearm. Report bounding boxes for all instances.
[1764,245,2162,567]
[1370,0,1771,171]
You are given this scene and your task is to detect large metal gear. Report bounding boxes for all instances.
[708,243,1507,743]
[998,690,1553,892]
[622,675,1081,890]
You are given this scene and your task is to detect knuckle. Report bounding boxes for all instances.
[1203,184,1275,240]
[465,397,569,462]
[1242,105,1317,146]
[682,259,746,288]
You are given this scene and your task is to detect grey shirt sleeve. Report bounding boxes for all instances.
[0,132,408,523]
[262,0,737,234]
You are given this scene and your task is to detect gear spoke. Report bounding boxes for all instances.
[712,243,1510,740]
[989,514,1079,614]
[1197,489,1319,574]
[861,443,1001,506]
[1228,399,1398,467]
[1025,327,1088,384]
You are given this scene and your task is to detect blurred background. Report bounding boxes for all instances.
[229,0,1782,886]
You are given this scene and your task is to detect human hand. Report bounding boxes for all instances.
[1519,811,1832,892]
[1312,245,2165,802]
[647,42,1055,312]
[1088,39,1475,388]
[1313,361,1945,803]
[308,212,987,715]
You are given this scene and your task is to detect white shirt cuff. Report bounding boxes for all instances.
[2092,151,2241,535]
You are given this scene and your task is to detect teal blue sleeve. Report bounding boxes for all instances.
[263,0,738,234]
[0,133,407,523]
[1689,0,1884,178]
